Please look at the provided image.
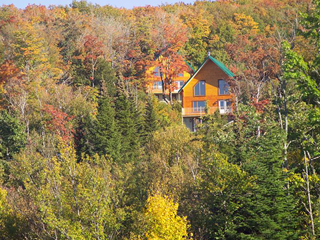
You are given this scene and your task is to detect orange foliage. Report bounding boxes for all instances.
[42,104,74,141]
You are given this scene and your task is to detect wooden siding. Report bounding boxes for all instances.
[181,59,232,112]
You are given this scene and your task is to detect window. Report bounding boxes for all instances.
[154,67,161,77]
[153,81,162,89]
[194,80,205,96]
[219,79,229,95]
[174,81,184,89]
[219,100,231,114]
[193,101,206,112]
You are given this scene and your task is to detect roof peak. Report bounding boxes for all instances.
[178,56,235,93]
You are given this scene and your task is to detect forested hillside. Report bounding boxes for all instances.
[0,0,320,239]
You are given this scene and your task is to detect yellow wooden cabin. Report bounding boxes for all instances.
[147,55,234,131]
[179,55,234,131]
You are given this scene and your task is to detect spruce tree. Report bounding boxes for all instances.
[194,105,300,239]
[230,107,301,239]
[142,96,158,145]
[114,91,140,163]
[95,58,117,97]
[93,96,121,161]
[74,114,96,158]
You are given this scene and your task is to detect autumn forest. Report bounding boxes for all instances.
[0,0,320,239]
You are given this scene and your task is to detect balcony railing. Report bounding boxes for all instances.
[182,107,231,117]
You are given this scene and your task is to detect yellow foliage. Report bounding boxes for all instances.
[0,187,12,235]
[147,125,201,196]
[0,187,7,234]
[140,192,191,240]
[0,187,8,215]
[288,171,320,188]
[233,13,259,35]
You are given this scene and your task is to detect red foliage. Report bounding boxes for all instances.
[83,35,104,62]
[0,15,15,27]
[42,104,74,141]
[226,34,280,103]
[251,99,270,113]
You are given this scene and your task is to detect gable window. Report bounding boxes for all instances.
[154,67,161,77]
[219,79,229,95]
[193,101,206,112]
[194,80,205,96]
[153,81,162,89]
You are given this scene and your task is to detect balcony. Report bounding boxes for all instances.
[182,106,231,117]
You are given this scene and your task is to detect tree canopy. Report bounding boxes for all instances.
[1,0,320,239]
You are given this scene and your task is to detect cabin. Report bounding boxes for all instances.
[178,55,234,131]
[146,58,195,102]
[147,55,234,132]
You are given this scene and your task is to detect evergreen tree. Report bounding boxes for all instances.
[94,96,121,161]
[228,106,300,239]
[74,114,96,158]
[114,91,141,163]
[238,123,300,239]
[141,96,158,145]
[193,105,300,239]
[95,58,117,97]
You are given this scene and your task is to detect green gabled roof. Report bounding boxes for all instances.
[208,56,235,77]
[178,56,235,93]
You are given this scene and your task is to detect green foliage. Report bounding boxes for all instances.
[114,91,141,163]
[0,1,319,239]
[181,148,254,239]
[0,111,26,159]
[94,96,121,160]
[0,187,20,239]
[197,110,233,154]
[74,113,96,157]
[239,124,300,239]
[191,105,301,239]
[71,0,95,13]
[282,41,320,106]
[144,125,200,196]
[95,58,118,96]
[142,96,159,145]
[10,142,125,239]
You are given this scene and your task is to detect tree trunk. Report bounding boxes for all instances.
[303,150,315,237]
[283,78,288,169]
[169,77,172,104]
[160,70,168,103]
